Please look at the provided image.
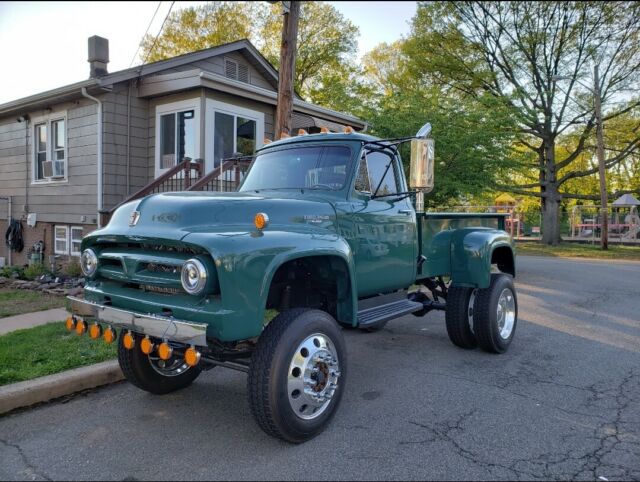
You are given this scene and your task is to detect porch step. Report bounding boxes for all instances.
[357,299,424,327]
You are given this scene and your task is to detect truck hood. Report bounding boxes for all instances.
[97,191,338,241]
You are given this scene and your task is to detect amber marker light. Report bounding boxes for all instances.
[184,346,201,367]
[158,342,173,361]
[140,336,154,355]
[123,331,135,350]
[298,129,308,136]
[320,127,330,134]
[254,212,269,230]
[75,319,87,336]
[89,323,102,339]
[103,327,116,344]
[65,316,76,331]
[343,125,354,134]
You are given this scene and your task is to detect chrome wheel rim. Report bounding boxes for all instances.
[287,333,341,420]
[497,288,516,339]
[148,355,190,377]
[468,290,477,333]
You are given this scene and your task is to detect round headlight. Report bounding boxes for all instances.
[181,259,207,295]
[81,249,98,277]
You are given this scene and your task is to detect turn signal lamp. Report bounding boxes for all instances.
[66,316,76,331]
[320,127,330,134]
[123,331,135,350]
[140,336,154,355]
[264,138,272,144]
[75,319,87,336]
[254,212,269,230]
[103,327,116,344]
[89,323,102,339]
[158,342,173,361]
[184,346,201,367]
[298,129,308,136]
[279,131,290,139]
[343,125,354,134]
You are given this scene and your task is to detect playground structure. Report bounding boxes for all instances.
[570,195,640,241]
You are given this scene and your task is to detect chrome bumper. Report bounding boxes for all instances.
[67,296,208,347]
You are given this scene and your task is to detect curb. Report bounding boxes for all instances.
[0,360,124,415]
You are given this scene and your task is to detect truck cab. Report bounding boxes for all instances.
[68,126,517,443]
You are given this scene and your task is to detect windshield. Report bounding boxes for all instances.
[239,145,352,191]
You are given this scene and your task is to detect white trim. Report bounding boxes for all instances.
[54,225,69,255]
[31,111,68,185]
[205,98,264,173]
[154,98,201,178]
[70,226,83,256]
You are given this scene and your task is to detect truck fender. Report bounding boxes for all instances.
[449,228,515,289]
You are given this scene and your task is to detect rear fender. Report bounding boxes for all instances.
[450,228,515,289]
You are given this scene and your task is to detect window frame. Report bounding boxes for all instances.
[205,99,264,174]
[154,99,201,178]
[54,225,69,255]
[355,148,400,197]
[32,113,68,184]
[70,226,83,256]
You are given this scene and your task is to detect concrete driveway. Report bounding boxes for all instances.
[1,256,639,481]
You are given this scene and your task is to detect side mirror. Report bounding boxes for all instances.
[409,138,435,192]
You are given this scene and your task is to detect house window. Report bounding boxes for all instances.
[54,226,69,255]
[205,99,264,174]
[70,227,83,256]
[155,100,200,177]
[34,117,66,182]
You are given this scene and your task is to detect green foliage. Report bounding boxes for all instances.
[23,263,46,280]
[65,261,82,278]
[0,322,116,385]
[0,266,24,279]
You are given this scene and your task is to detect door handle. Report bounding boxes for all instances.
[399,209,413,216]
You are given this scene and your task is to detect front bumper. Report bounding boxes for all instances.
[67,296,208,347]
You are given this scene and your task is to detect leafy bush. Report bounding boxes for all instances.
[0,266,24,279]
[23,263,46,280]
[65,261,82,278]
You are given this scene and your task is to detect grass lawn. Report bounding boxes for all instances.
[516,241,640,261]
[0,288,67,318]
[0,322,117,386]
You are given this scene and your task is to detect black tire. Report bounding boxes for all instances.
[247,308,347,443]
[117,333,202,395]
[473,274,518,354]
[445,285,477,349]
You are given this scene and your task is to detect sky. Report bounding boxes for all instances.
[0,1,417,105]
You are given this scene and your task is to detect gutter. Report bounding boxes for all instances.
[81,88,103,227]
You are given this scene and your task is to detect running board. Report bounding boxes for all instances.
[357,299,424,327]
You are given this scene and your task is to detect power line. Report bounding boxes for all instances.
[137,0,176,74]
[129,1,163,68]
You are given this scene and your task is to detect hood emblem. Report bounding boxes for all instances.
[129,210,141,227]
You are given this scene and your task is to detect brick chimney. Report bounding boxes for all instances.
[88,36,109,78]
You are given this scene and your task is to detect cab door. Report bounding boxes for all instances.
[343,148,417,297]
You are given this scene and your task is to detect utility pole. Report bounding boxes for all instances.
[274,1,300,139]
[593,64,608,250]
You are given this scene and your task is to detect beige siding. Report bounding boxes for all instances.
[0,98,99,225]
[101,82,150,209]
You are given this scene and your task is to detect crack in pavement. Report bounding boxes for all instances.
[0,438,52,481]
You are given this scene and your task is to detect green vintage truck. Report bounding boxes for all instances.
[67,124,517,443]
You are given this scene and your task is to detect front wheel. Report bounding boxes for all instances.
[247,308,346,443]
[473,274,518,354]
[117,333,202,395]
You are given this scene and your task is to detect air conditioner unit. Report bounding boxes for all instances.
[42,160,65,179]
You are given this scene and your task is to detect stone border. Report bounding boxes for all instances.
[0,275,83,297]
[0,360,123,415]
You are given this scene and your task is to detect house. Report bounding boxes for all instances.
[0,37,366,268]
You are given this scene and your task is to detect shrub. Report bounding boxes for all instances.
[23,263,46,280]
[65,261,82,278]
[1,266,24,279]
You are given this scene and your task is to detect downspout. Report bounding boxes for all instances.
[126,80,131,195]
[81,88,103,227]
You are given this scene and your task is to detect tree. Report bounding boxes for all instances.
[362,42,518,207]
[139,2,261,63]
[405,1,640,244]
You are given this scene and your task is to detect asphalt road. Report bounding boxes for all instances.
[1,256,639,481]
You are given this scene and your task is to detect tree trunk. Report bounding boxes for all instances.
[540,139,562,245]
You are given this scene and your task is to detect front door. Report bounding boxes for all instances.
[343,148,417,297]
